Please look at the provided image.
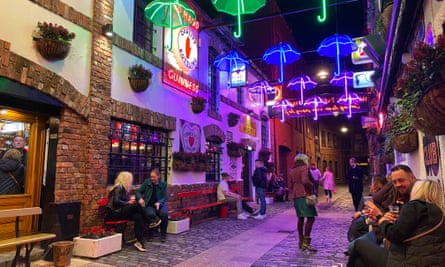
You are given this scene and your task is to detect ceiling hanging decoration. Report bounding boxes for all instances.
[317,34,358,76]
[303,96,327,121]
[211,0,266,38]
[272,99,293,122]
[337,93,362,119]
[247,80,275,107]
[263,42,301,84]
[317,0,327,23]
[144,0,196,51]
[213,51,249,87]
[329,71,354,97]
[287,75,318,105]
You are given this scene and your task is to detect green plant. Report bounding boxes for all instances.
[128,64,152,79]
[33,21,75,45]
[79,226,115,239]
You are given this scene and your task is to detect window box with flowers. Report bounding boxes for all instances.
[227,142,244,158]
[172,152,207,172]
[190,96,206,114]
[394,34,445,136]
[32,21,75,61]
[73,227,122,258]
[128,64,152,92]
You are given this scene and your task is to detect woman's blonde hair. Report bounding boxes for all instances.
[112,171,133,192]
[2,149,22,161]
[410,179,445,215]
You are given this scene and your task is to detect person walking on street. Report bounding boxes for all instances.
[320,166,335,203]
[309,163,322,197]
[252,159,267,220]
[346,157,364,211]
[288,153,318,252]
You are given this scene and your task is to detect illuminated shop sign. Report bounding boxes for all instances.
[351,37,373,65]
[230,65,246,87]
[269,92,371,119]
[164,66,199,94]
[353,70,375,88]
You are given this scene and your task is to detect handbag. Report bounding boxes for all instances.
[0,172,21,194]
[305,194,317,206]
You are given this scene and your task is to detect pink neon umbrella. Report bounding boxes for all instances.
[272,99,293,122]
[329,71,354,97]
[248,80,275,107]
[337,93,362,118]
[287,75,318,105]
[303,96,327,120]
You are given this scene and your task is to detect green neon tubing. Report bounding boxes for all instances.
[317,0,327,23]
[234,0,242,38]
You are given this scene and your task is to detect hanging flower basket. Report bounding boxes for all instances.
[390,129,418,153]
[227,142,244,158]
[32,21,75,61]
[128,64,152,92]
[190,96,206,114]
[35,38,70,61]
[228,112,240,127]
[128,77,150,92]
[414,82,445,135]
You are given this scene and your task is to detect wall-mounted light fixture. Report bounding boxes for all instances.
[102,24,113,38]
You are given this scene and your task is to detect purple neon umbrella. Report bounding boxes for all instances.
[287,75,318,105]
[303,96,327,121]
[272,99,293,122]
[317,34,358,76]
[337,93,362,118]
[213,51,249,87]
[263,43,301,83]
[248,80,275,107]
[329,71,354,97]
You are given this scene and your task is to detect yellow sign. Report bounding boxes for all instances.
[239,116,256,137]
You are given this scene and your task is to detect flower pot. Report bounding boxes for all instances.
[35,38,70,61]
[191,102,205,114]
[128,77,150,92]
[73,233,122,258]
[414,83,445,136]
[390,129,418,153]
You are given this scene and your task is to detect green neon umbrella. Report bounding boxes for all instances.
[144,0,196,50]
[211,0,266,38]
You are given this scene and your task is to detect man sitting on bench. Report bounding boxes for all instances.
[217,172,257,220]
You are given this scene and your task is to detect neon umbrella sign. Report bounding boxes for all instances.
[287,75,318,105]
[213,51,249,87]
[337,93,362,118]
[211,0,266,38]
[144,0,196,51]
[272,99,293,122]
[263,43,301,84]
[303,96,327,121]
[329,71,354,97]
[248,80,275,107]
[317,34,357,76]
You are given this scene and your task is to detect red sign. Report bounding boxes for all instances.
[163,66,199,95]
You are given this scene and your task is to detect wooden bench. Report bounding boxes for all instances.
[230,185,253,202]
[177,189,224,220]
[0,207,56,267]
[98,198,129,243]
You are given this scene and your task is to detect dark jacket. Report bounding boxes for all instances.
[346,165,364,194]
[106,185,130,212]
[252,166,267,189]
[382,200,445,266]
[136,179,167,207]
[0,158,25,194]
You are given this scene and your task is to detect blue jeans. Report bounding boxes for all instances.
[347,230,377,254]
[256,187,266,215]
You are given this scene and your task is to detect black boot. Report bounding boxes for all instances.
[301,236,317,252]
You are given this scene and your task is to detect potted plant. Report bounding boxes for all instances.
[128,64,152,92]
[32,21,75,61]
[227,112,240,127]
[73,226,122,258]
[394,34,445,135]
[190,96,206,114]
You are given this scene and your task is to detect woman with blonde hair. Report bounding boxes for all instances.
[106,171,160,252]
[349,179,445,266]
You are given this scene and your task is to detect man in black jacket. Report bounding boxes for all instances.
[252,159,267,220]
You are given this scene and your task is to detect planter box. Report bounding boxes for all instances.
[167,218,190,234]
[73,233,122,258]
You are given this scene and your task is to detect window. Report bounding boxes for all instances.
[108,119,170,185]
[208,47,219,112]
[321,130,326,147]
[134,0,154,52]
[327,132,332,148]
[205,141,221,182]
[261,119,268,148]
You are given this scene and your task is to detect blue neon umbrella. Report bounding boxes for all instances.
[287,75,318,105]
[317,34,358,76]
[272,99,293,122]
[213,51,249,87]
[263,43,301,83]
[337,93,362,118]
[329,71,354,97]
[248,80,275,107]
[303,96,327,121]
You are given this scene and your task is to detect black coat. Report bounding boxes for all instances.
[382,200,445,266]
[346,166,364,194]
[0,158,25,194]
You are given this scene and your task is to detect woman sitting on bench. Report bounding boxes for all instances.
[106,171,160,252]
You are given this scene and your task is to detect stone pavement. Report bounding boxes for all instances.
[0,184,357,267]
